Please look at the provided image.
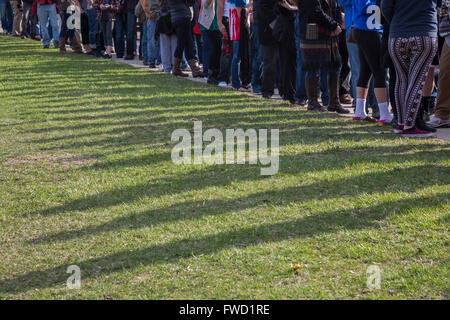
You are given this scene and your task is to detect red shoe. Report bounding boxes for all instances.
[393,125,404,134]
[401,127,434,138]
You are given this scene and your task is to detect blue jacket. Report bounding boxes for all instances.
[381,0,438,38]
[338,0,352,37]
[352,0,382,33]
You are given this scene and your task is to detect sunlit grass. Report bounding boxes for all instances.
[0,35,449,299]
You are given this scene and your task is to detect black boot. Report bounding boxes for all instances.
[305,77,326,111]
[416,98,436,132]
[327,75,350,113]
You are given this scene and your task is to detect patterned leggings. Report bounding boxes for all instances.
[388,36,438,127]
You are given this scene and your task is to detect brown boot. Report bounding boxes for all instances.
[70,36,83,54]
[327,76,350,114]
[172,58,189,77]
[59,37,67,54]
[188,59,204,78]
[305,77,326,111]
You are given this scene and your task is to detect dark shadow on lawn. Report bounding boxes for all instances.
[28,164,448,244]
[2,192,447,295]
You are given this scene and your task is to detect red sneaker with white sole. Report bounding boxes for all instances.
[401,127,434,138]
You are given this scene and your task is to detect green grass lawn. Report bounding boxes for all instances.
[0,36,449,300]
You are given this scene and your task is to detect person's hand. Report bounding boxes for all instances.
[331,25,342,37]
[218,21,227,37]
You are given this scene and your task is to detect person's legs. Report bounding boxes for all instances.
[21,1,32,37]
[58,11,69,52]
[217,16,231,84]
[305,69,325,111]
[125,11,136,57]
[170,34,177,69]
[278,41,296,103]
[432,41,450,125]
[172,19,190,76]
[0,1,8,33]
[114,14,124,57]
[231,40,241,89]
[346,42,359,101]
[354,29,389,121]
[338,31,350,99]
[402,37,437,129]
[201,30,211,77]
[9,0,21,35]
[37,4,50,46]
[141,22,148,62]
[147,18,158,66]
[47,4,59,46]
[320,66,329,105]
[250,23,263,94]
[101,18,113,56]
[205,29,221,83]
[261,44,278,98]
[160,33,172,73]
[87,9,99,51]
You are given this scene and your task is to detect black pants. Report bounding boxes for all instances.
[279,42,296,102]
[353,28,386,88]
[205,29,222,80]
[81,12,89,45]
[338,30,350,95]
[238,9,251,87]
[173,17,194,60]
[262,44,279,97]
[217,17,232,83]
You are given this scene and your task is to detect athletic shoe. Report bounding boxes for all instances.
[401,127,434,138]
[353,116,377,122]
[393,125,404,134]
[427,116,450,128]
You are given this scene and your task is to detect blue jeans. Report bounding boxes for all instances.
[201,30,212,77]
[0,0,8,33]
[146,18,160,65]
[231,40,241,88]
[37,4,59,46]
[294,14,306,101]
[141,22,148,61]
[115,11,136,56]
[250,24,263,93]
[87,9,99,49]
[347,42,378,110]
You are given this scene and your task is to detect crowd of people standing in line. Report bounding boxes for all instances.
[1,0,449,138]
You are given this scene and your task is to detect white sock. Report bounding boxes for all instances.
[354,98,367,119]
[378,102,393,122]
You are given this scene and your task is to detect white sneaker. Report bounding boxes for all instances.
[427,116,450,128]
[218,82,227,87]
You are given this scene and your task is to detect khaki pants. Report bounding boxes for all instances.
[10,0,22,36]
[436,41,450,120]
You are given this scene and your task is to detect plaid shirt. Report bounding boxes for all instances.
[93,0,120,20]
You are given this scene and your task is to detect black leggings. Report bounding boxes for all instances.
[353,28,386,88]
[173,17,194,60]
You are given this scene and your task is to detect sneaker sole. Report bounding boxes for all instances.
[401,133,434,138]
